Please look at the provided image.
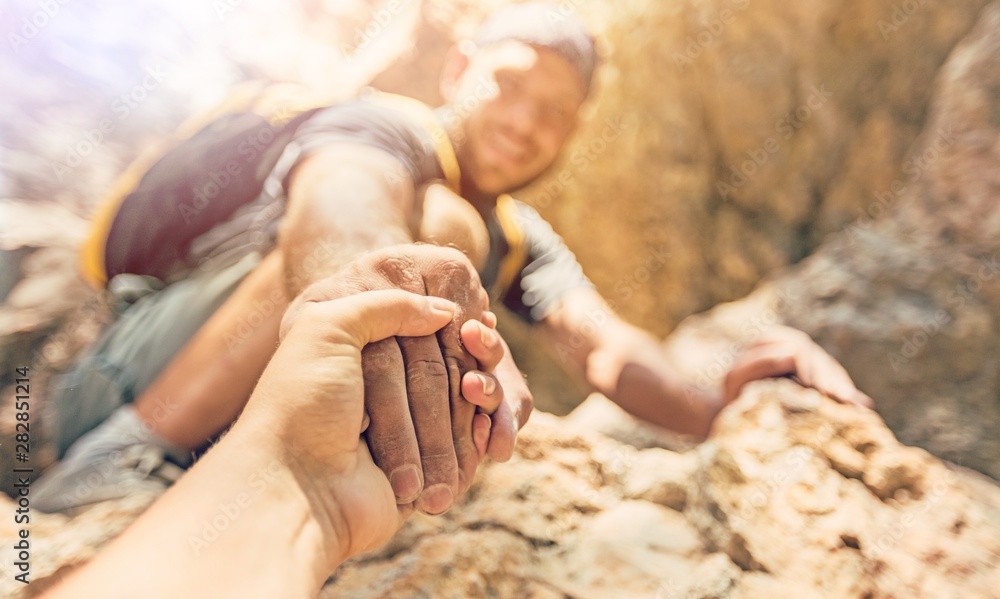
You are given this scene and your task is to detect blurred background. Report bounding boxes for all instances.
[1,0,999,480]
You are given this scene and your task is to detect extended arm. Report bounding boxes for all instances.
[280,149,524,513]
[280,145,418,295]
[541,288,871,439]
[541,288,722,437]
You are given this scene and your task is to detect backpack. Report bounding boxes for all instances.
[79,82,527,298]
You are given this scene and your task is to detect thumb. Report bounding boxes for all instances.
[301,289,456,349]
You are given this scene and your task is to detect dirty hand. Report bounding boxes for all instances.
[282,244,519,516]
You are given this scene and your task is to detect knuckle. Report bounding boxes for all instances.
[406,359,449,391]
[424,244,471,266]
[420,453,458,481]
[367,434,416,464]
[373,255,421,289]
[362,343,400,373]
[764,355,793,373]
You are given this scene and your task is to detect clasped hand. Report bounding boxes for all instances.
[278,244,529,519]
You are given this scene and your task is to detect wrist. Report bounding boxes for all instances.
[225,419,353,575]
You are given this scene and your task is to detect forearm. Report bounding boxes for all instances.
[42,427,342,599]
[542,290,723,438]
[280,146,417,297]
[587,325,723,438]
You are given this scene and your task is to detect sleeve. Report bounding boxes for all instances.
[501,201,595,325]
[277,98,443,190]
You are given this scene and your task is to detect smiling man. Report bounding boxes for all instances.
[35,2,871,518]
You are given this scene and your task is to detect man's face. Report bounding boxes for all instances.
[445,40,588,197]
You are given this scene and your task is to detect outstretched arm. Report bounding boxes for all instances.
[282,154,522,514]
[540,288,721,437]
[541,288,871,438]
[280,144,419,295]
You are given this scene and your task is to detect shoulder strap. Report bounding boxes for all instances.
[493,194,529,300]
[367,92,462,194]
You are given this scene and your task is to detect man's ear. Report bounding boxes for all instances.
[439,41,474,102]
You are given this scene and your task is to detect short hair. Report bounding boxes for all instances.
[473,2,598,92]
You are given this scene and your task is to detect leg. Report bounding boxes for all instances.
[133,249,287,449]
[36,251,286,513]
[51,252,264,456]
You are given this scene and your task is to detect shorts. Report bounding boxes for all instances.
[50,252,262,457]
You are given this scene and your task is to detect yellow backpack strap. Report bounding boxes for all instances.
[493,194,528,299]
[368,92,462,194]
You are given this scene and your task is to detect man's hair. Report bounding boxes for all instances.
[473,2,598,92]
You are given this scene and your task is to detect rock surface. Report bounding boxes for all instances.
[777,0,1000,479]
[657,1,1000,479]
[2,382,998,598]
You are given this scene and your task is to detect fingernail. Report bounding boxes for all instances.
[419,484,455,516]
[480,326,498,349]
[474,414,492,457]
[475,372,497,395]
[389,466,421,503]
[427,296,456,314]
